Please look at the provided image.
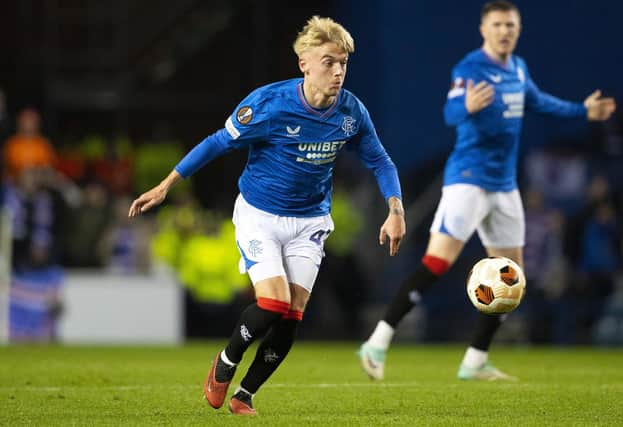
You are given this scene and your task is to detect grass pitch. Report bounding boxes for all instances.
[0,342,621,426]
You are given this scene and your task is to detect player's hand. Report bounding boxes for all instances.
[584,90,616,121]
[465,79,495,114]
[129,170,182,217]
[379,200,406,256]
[128,184,168,217]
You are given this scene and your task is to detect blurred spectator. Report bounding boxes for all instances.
[0,108,83,342]
[2,167,65,341]
[3,105,81,212]
[3,108,56,181]
[4,169,60,270]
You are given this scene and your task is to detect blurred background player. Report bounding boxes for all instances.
[359,0,616,381]
[129,16,406,415]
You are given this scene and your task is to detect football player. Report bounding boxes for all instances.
[359,0,615,381]
[129,16,406,415]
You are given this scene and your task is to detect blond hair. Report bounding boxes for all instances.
[293,16,354,57]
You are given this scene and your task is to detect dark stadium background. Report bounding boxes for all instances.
[1,0,621,345]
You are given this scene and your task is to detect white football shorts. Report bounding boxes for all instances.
[232,193,334,292]
[430,183,525,248]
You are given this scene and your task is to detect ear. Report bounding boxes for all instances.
[298,57,307,75]
[479,23,485,39]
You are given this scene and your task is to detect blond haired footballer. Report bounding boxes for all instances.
[130,16,405,415]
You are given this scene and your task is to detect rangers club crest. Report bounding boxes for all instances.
[248,239,263,257]
[341,116,356,137]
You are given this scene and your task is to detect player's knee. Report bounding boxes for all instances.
[286,295,307,317]
[289,297,307,316]
[288,283,310,314]
[254,275,291,303]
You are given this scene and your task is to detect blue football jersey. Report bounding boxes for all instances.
[443,49,586,191]
[175,78,401,217]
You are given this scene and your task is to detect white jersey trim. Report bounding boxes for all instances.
[225,117,240,139]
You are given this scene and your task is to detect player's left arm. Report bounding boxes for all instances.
[379,196,405,257]
[352,105,406,256]
[524,65,616,121]
[583,89,617,121]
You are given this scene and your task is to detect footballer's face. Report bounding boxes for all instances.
[299,42,348,107]
[480,10,521,61]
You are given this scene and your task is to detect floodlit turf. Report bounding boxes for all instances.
[0,343,621,426]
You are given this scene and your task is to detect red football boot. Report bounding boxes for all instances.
[228,388,256,416]
[203,352,236,409]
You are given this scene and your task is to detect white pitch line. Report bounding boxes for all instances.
[1,383,613,393]
[0,382,429,392]
[266,382,427,388]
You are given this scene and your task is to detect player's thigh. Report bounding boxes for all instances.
[477,189,525,250]
[233,194,288,290]
[426,232,466,265]
[430,183,490,243]
[282,214,334,293]
[486,246,524,269]
[283,255,321,296]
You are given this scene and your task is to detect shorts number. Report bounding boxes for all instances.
[309,229,331,246]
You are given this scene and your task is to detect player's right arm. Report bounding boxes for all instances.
[128,90,270,217]
[443,66,494,126]
[127,127,238,218]
[128,169,182,217]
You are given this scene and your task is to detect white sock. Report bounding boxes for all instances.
[237,386,254,397]
[461,346,488,368]
[220,350,237,367]
[366,320,395,350]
